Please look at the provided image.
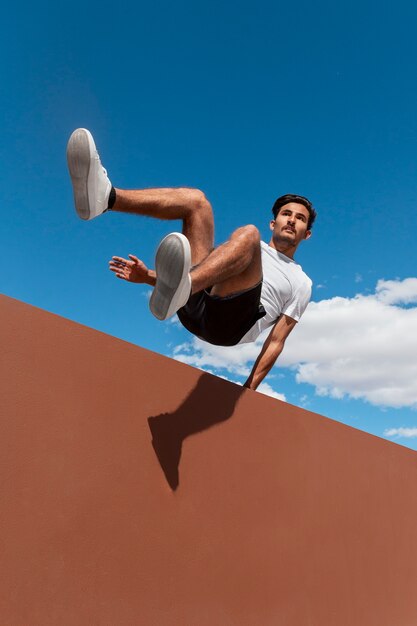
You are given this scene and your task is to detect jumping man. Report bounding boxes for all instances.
[66,128,316,391]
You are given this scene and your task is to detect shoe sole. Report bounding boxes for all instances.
[66,128,94,220]
[150,233,191,320]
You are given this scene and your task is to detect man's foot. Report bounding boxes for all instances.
[66,128,112,220]
[150,233,192,320]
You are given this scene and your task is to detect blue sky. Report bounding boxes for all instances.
[2,0,417,448]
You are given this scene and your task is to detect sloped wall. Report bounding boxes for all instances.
[1,294,417,626]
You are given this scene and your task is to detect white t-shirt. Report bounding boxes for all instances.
[238,241,312,344]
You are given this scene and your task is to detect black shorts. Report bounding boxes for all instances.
[177,281,266,346]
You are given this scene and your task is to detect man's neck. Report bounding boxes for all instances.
[268,238,296,260]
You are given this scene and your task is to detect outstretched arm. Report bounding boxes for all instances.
[243,314,297,390]
[109,254,157,286]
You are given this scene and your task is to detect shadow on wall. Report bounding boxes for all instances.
[148,372,245,490]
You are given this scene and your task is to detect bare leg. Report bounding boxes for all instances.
[112,189,262,299]
[112,187,214,266]
[190,225,262,296]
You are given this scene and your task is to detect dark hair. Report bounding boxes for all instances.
[272,194,317,230]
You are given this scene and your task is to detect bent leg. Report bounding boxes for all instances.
[190,225,262,296]
[112,187,214,266]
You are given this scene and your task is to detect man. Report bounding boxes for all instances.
[67,128,316,391]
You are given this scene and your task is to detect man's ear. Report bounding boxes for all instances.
[270,219,276,231]
[304,229,312,241]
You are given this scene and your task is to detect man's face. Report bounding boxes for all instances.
[270,202,312,247]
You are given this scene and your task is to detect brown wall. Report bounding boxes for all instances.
[1,294,417,625]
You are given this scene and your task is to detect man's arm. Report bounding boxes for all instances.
[243,314,297,390]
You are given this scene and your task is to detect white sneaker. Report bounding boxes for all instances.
[66,128,112,220]
[150,233,192,320]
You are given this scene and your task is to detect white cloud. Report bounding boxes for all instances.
[384,427,417,439]
[375,278,417,305]
[173,337,260,377]
[173,278,417,409]
[256,382,286,401]
[172,352,286,401]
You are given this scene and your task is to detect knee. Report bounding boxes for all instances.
[179,188,212,217]
[234,224,261,249]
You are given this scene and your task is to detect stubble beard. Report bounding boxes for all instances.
[273,231,295,247]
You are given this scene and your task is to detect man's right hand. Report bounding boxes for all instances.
[109,255,156,286]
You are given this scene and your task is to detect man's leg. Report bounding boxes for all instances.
[176,225,264,345]
[111,188,214,267]
[112,190,262,297]
[150,223,262,320]
[67,128,261,317]
[67,128,214,267]
[190,224,262,296]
